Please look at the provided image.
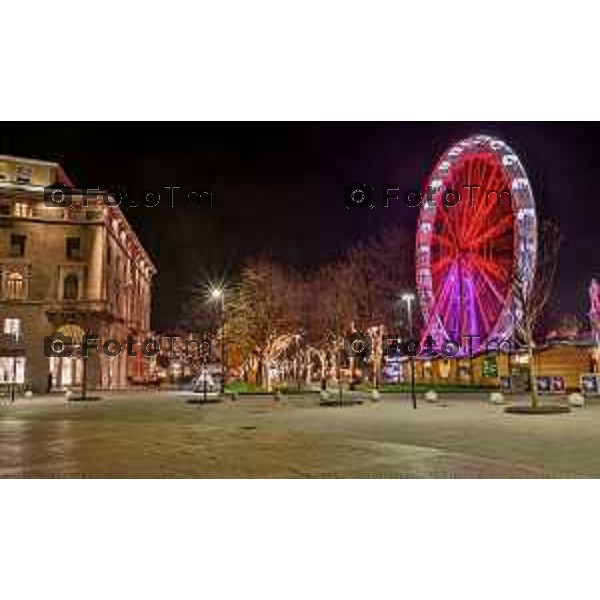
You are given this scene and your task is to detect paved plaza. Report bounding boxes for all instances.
[0,391,599,478]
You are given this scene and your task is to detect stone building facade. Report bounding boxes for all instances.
[0,155,156,393]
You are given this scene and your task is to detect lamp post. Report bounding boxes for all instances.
[211,287,226,395]
[402,292,417,409]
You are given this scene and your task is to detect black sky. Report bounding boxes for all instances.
[1,122,596,329]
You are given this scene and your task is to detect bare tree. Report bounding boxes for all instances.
[342,226,413,386]
[227,258,300,390]
[305,261,355,387]
[512,220,562,408]
[191,225,412,392]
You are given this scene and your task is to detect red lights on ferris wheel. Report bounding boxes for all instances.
[416,134,538,356]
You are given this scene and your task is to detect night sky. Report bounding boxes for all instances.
[1,122,596,329]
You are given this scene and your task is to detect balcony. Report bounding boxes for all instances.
[46,299,118,324]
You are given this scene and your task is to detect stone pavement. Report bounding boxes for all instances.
[0,391,597,478]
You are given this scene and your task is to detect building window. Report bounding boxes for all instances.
[66,236,81,260]
[6,272,25,300]
[9,234,26,257]
[63,274,79,300]
[107,245,112,266]
[0,357,25,383]
[3,318,21,341]
[14,202,30,218]
[15,166,31,185]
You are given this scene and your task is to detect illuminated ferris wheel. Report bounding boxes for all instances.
[415,134,537,356]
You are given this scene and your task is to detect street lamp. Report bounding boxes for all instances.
[401,292,417,409]
[210,287,226,394]
[401,293,415,337]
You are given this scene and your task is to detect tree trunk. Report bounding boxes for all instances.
[255,358,263,387]
[330,351,337,385]
[263,361,271,392]
[528,339,538,409]
[373,351,380,389]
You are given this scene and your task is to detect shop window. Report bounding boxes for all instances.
[0,357,25,383]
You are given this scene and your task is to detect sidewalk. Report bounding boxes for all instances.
[0,394,67,407]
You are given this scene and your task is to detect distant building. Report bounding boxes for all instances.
[152,330,212,382]
[410,338,599,391]
[0,155,156,392]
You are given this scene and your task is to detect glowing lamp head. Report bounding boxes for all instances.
[401,293,415,303]
[211,288,223,300]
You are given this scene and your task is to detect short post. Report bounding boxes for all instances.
[81,354,88,401]
[10,357,16,403]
